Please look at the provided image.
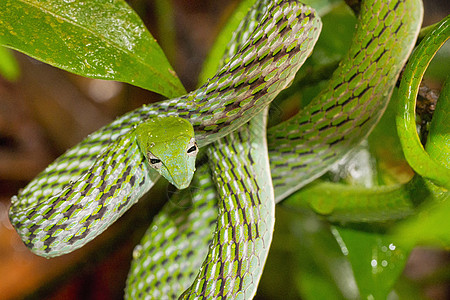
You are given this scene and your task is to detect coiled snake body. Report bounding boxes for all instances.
[9,0,424,298]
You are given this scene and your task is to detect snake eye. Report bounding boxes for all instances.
[187,138,198,156]
[147,152,162,169]
[149,158,161,164]
[187,145,197,154]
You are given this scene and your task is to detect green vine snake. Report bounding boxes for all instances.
[7,0,432,298]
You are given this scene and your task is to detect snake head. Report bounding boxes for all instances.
[135,116,198,189]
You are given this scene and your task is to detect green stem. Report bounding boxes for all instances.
[284,175,443,223]
[396,15,450,189]
[425,76,450,168]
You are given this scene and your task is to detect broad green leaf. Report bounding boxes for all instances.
[261,209,359,300]
[368,88,414,185]
[257,208,307,299]
[292,2,356,87]
[0,0,185,98]
[425,76,450,168]
[198,0,257,83]
[302,0,343,16]
[153,0,176,64]
[293,218,357,300]
[423,31,450,83]
[392,182,450,248]
[303,2,355,73]
[0,45,20,81]
[271,2,356,120]
[332,226,411,299]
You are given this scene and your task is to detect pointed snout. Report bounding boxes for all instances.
[166,158,196,189]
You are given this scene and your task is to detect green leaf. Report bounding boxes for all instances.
[368,88,414,185]
[153,0,176,64]
[261,209,359,300]
[425,76,450,169]
[392,182,450,248]
[198,0,257,83]
[0,45,20,81]
[424,30,450,83]
[0,0,185,98]
[332,225,411,299]
[271,1,356,120]
[304,2,355,71]
[293,218,357,300]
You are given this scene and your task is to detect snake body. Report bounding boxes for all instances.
[126,0,423,298]
[268,0,423,200]
[8,0,425,298]
[9,0,320,257]
[181,109,274,299]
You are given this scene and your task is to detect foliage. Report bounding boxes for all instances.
[1,0,449,298]
[0,0,185,98]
